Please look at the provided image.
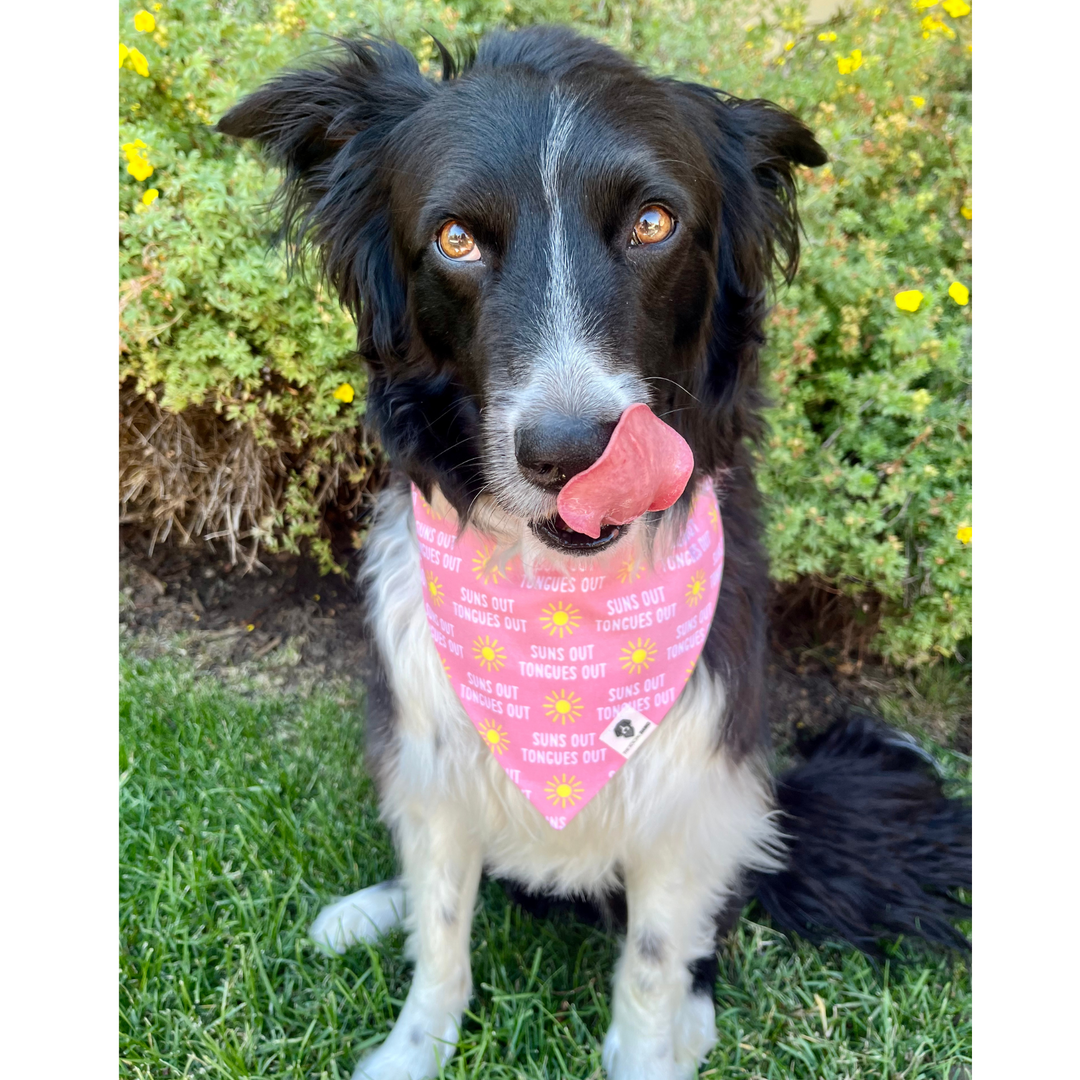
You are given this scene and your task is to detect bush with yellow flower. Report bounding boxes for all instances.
[119,0,971,664]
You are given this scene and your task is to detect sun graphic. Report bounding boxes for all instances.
[707,503,719,530]
[620,637,658,675]
[472,543,506,586]
[538,600,581,638]
[416,492,444,521]
[617,557,644,585]
[684,663,696,684]
[425,571,445,607]
[544,688,583,725]
[441,656,452,679]
[472,634,507,673]
[685,572,706,607]
[478,718,510,755]
[545,773,584,809]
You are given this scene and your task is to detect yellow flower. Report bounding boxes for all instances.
[911,388,932,414]
[818,31,837,42]
[894,289,924,313]
[784,40,794,51]
[152,2,162,9]
[133,10,156,32]
[126,157,153,182]
[836,49,862,75]
[942,0,971,16]
[960,205,972,220]
[915,0,939,9]
[127,47,150,77]
[119,42,129,68]
[141,188,159,206]
[956,526,972,545]
[246,624,255,632]
[122,140,153,178]
[333,382,354,403]
[545,773,584,809]
[948,282,970,306]
[921,15,956,39]
[910,95,926,108]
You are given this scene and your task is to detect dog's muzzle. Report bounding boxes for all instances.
[515,413,625,552]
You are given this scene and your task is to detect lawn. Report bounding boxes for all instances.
[119,652,971,1079]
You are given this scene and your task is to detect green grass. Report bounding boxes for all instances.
[120,653,971,1079]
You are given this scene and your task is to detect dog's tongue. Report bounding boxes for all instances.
[556,404,694,539]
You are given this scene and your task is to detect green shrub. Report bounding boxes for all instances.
[119,0,971,662]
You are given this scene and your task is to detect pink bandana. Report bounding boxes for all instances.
[412,483,724,829]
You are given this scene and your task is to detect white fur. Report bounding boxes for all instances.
[318,482,784,1079]
[310,881,408,954]
[481,90,650,527]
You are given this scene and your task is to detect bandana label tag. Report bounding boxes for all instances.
[599,707,655,759]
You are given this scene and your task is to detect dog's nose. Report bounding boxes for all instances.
[515,415,617,492]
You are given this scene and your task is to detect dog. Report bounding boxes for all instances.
[218,26,970,1080]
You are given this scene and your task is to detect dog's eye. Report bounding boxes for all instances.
[631,206,674,246]
[437,221,481,262]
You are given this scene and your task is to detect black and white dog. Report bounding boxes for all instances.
[219,26,970,1080]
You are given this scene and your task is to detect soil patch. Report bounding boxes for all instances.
[120,529,970,756]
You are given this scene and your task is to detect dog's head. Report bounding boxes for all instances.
[218,26,825,559]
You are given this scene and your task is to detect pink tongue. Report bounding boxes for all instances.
[555,403,694,539]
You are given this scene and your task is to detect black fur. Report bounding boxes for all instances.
[219,25,969,967]
[498,715,972,960]
[754,716,971,954]
[217,28,824,517]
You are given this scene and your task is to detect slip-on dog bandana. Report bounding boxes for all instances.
[411,480,724,829]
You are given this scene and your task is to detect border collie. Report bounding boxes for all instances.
[218,26,970,1080]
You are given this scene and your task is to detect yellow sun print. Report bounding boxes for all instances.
[617,557,644,584]
[620,637,657,675]
[478,719,510,755]
[425,571,445,607]
[544,688,583,725]
[685,572,706,607]
[416,491,441,520]
[539,600,581,638]
[472,634,506,673]
[472,543,506,585]
[545,773,584,808]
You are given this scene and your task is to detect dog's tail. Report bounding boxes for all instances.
[753,716,971,954]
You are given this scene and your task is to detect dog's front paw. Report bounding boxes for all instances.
[351,1004,459,1080]
[602,1016,701,1080]
[310,880,407,954]
[673,990,717,1071]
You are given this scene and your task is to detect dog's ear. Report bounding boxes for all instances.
[217,39,435,362]
[667,83,826,462]
[720,96,827,291]
[672,84,827,293]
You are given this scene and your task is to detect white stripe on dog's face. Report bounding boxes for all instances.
[482,90,648,525]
